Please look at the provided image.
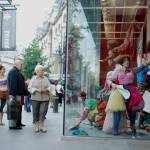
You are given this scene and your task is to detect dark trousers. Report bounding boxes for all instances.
[16,105,22,126]
[0,99,6,112]
[32,100,49,123]
[57,93,63,104]
[127,109,137,135]
[113,112,121,134]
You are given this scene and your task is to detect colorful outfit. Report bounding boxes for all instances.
[137,66,150,93]
[80,99,98,123]
[115,67,144,136]
[0,77,7,113]
[103,66,127,135]
[116,68,144,111]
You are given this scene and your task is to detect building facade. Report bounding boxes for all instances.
[38,0,67,79]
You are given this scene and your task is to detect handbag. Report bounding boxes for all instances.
[117,85,130,100]
[143,90,150,113]
[0,90,9,99]
[7,98,20,120]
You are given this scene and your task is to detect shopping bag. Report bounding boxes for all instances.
[143,90,150,113]
[117,85,130,100]
[7,98,20,120]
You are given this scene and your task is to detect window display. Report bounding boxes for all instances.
[64,0,150,139]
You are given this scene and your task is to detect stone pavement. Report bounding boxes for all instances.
[0,106,150,150]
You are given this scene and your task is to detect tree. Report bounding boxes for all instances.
[23,39,47,79]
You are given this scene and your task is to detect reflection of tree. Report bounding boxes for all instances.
[68,24,84,102]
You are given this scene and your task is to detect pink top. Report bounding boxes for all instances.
[117,70,134,85]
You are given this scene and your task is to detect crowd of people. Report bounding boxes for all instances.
[0,60,64,133]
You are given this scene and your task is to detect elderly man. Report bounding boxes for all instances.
[7,59,28,129]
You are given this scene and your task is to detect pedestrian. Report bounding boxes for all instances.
[28,65,51,133]
[55,80,64,106]
[0,65,8,126]
[7,59,28,129]
[24,79,32,112]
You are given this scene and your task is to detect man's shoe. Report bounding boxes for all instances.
[20,124,26,127]
[27,109,31,112]
[17,124,26,127]
[9,126,22,130]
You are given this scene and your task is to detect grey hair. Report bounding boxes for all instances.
[34,65,44,73]
[14,59,22,66]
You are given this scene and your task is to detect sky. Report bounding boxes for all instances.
[13,0,54,50]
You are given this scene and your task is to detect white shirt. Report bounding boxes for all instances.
[56,84,64,94]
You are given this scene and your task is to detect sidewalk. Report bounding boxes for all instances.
[0,106,150,150]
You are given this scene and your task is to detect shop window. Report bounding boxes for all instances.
[64,0,149,139]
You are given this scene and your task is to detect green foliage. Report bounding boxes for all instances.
[23,39,48,79]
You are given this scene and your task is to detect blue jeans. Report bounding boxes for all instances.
[24,96,32,112]
[113,112,121,134]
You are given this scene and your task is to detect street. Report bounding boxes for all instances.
[0,106,150,150]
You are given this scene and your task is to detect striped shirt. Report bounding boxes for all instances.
[0,77,7,91]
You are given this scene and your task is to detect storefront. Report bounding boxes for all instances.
[64,0,150,139]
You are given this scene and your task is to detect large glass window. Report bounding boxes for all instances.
[64,0,149,139]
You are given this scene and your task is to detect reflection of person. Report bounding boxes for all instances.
[0,65,8,126]
[7,59,28,129]
[72,92,99,128]
[28,65,51,133]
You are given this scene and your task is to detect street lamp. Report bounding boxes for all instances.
[56,44,66,80]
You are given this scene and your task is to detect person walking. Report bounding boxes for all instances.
[7,59,28,129]
[0,65,8,126]
[24,79,32,112]
[55,81,64,106]
[28,65,51,133]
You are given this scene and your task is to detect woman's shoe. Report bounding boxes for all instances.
[113,132,120,136]
[33,125,39,133]
[0,123,5,126]
[39,127,47,133]
[131,129,136,138]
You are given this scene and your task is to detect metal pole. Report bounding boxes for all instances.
[53,97,59,113]
[63,0,68,136]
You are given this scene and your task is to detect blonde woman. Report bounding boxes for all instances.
[28,65,51,133]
